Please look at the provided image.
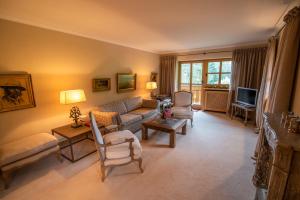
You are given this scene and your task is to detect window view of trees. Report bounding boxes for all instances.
[207,60,232,85]
[179,59,231,105]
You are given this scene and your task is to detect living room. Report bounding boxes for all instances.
[1,0,300,199]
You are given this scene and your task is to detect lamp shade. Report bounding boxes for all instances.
[146,82,157,90]
[60,89,86,104]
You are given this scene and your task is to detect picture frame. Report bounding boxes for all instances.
[92,78,111,92]
[150,72,158,82]
[0,73,36,113]
[116,73,137,93]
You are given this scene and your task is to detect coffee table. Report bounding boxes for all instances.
[142,118,187,148]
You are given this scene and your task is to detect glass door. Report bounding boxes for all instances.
[179,61,203,105]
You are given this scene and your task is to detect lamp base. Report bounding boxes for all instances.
[71,123,82,128]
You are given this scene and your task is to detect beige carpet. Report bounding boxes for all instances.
[0,112,257,200]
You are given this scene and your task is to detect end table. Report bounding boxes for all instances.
[51,123,103,162]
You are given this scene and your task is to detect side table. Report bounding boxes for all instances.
[231,102,256,125]
[51,124,103,162]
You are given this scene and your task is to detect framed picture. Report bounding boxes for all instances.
[0,73,36,113]
[150,72,158,82]
[117,73,136,93]
[92,78,111,92]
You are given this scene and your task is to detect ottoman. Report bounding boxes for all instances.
[0,133,61,189]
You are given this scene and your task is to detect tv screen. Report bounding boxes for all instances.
[236,87,258,106]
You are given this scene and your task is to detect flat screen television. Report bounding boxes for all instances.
[236,87,258,107]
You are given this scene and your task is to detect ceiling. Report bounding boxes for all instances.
[0,0,291,53]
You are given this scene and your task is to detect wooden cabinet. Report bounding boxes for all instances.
[253,113,300,200]
[202,88,229,112]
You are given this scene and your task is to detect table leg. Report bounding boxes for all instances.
[69,139,75,162]
[231,105,234,119]
[244,110,248,126]
[169,131,176,148]
[142,126,148,140]
[182,123,187,135]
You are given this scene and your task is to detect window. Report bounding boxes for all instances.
[207,60,232,85]
[178,59,231,105]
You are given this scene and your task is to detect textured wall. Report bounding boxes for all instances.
[0,19,159,143]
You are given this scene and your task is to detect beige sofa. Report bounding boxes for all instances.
[97,97,160,133]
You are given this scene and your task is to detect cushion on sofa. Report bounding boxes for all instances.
[120,114,142,126]
[99,101,128,115]
[0,133,58,167]
[93,111,119,126]
[142,99,159,109]
[129,108,158,119]
[123,97,142,112]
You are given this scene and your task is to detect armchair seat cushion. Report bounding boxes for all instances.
[103,130,142,166]
[120,114,142,126]
[172,106,193,119]
[129,108,158,119]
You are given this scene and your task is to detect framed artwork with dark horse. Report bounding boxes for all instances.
[117,73,136,93]
[0,73,36,113]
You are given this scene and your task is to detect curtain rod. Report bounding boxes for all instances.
[176,50,232,56]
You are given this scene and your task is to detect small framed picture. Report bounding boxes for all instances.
[0,73,36,113]
[150,72,158,82]
[92,78,111,92]
[117,73,137,93]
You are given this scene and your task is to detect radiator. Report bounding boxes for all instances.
[203,90,229,112]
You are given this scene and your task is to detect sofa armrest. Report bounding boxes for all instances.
[142,99,160,110]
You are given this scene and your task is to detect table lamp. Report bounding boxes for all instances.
[146,82,157,98]
[60,89,86,128]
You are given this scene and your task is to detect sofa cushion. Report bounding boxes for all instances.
[93,111,119,126]
[142,99,159,109]
[0,133,58,167]
[123,97,142,112]
[99,101,128,115]
[129,108,158,119]
[120,113,142,126]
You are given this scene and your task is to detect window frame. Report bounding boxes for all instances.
[206,58,232,86]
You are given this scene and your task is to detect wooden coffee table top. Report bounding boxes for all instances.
[142,118,187,132]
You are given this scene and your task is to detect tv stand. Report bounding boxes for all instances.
[231,102,256,125]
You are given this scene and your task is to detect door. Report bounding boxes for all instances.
[179,61,204,105]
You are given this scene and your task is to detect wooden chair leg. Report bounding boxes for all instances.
[56,150,63,163]
[1,170,12,189]
[138,158,144,173]
[101,166,106,182]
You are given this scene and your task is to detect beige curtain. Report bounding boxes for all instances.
[254,38,278,157]
[255,37,278,129]
[268,7,300,113]
[160,55,176,96]
[254,6,300,158]
[227,47,267,113]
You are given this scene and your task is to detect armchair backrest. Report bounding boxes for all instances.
[174,91,193,107]
[89,112,104,145]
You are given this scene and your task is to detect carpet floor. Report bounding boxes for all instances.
[0,111,257,200]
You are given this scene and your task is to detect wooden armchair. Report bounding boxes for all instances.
[171,91,194,127]
[89,112,143,181]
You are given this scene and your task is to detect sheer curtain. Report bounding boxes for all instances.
[255,37,278,130]
[160,55,176,96]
